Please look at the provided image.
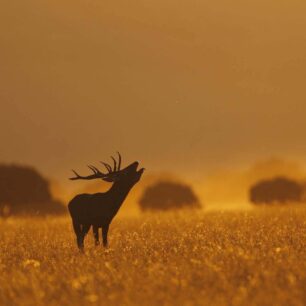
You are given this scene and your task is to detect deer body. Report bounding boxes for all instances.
[68,154,144,250]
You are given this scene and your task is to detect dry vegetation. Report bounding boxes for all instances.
[0,207,305,306]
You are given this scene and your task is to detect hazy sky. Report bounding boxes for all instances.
[1,0,306,181]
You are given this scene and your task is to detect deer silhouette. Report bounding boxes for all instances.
[68,152,144,250]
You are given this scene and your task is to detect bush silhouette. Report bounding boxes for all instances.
[0,164,65,216]
[249,177,303,205]
[139,181,200,211]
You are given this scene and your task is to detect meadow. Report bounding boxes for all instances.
[0,207,305,306]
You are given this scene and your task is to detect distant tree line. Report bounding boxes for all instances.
[1,163,305,217]
[139,181,200,211]
[0,164,65,216]
[249,177,305,205]
[140,176,306,211]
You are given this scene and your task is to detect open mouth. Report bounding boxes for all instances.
[137,167,145,174]
[130,161,144,173]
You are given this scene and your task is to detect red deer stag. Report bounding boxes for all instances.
[68,152,144,250]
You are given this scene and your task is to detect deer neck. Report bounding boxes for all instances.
[108,181,134,211]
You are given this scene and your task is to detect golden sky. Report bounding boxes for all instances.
[1,0,306,181]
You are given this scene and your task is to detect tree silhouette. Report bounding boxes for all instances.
[249,176,303,205]
[0,164,65,216]
[139,181,200,211]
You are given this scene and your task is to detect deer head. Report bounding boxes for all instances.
[69,152,145,185]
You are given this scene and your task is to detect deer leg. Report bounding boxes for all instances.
[72,220,84,250]
[72,219,81,235]
[93,226,99,246]
[82,224,91,236]
[102,224,109,247]
[77,224,91,250]
[77,235,84,251]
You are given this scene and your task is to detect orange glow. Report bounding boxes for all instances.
[1,0,306,204]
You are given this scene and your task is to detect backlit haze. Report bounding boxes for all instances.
[1,0,306,208]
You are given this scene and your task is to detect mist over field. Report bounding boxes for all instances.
[48,157,306,213]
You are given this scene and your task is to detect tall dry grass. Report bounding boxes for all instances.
[0,206,305,306]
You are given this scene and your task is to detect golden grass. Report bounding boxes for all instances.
[0,207,305,306]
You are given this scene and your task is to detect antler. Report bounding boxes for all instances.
[69,152,123,181]
[101,162,112,173]
[69,164,106,180]
[101,151,122,172]
[117,151,121,170]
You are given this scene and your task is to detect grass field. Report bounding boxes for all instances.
[0,207,305,306]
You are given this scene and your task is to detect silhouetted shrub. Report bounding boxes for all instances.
[249,177,303,205]
[139,181,200,211]
[0,164,65,216]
